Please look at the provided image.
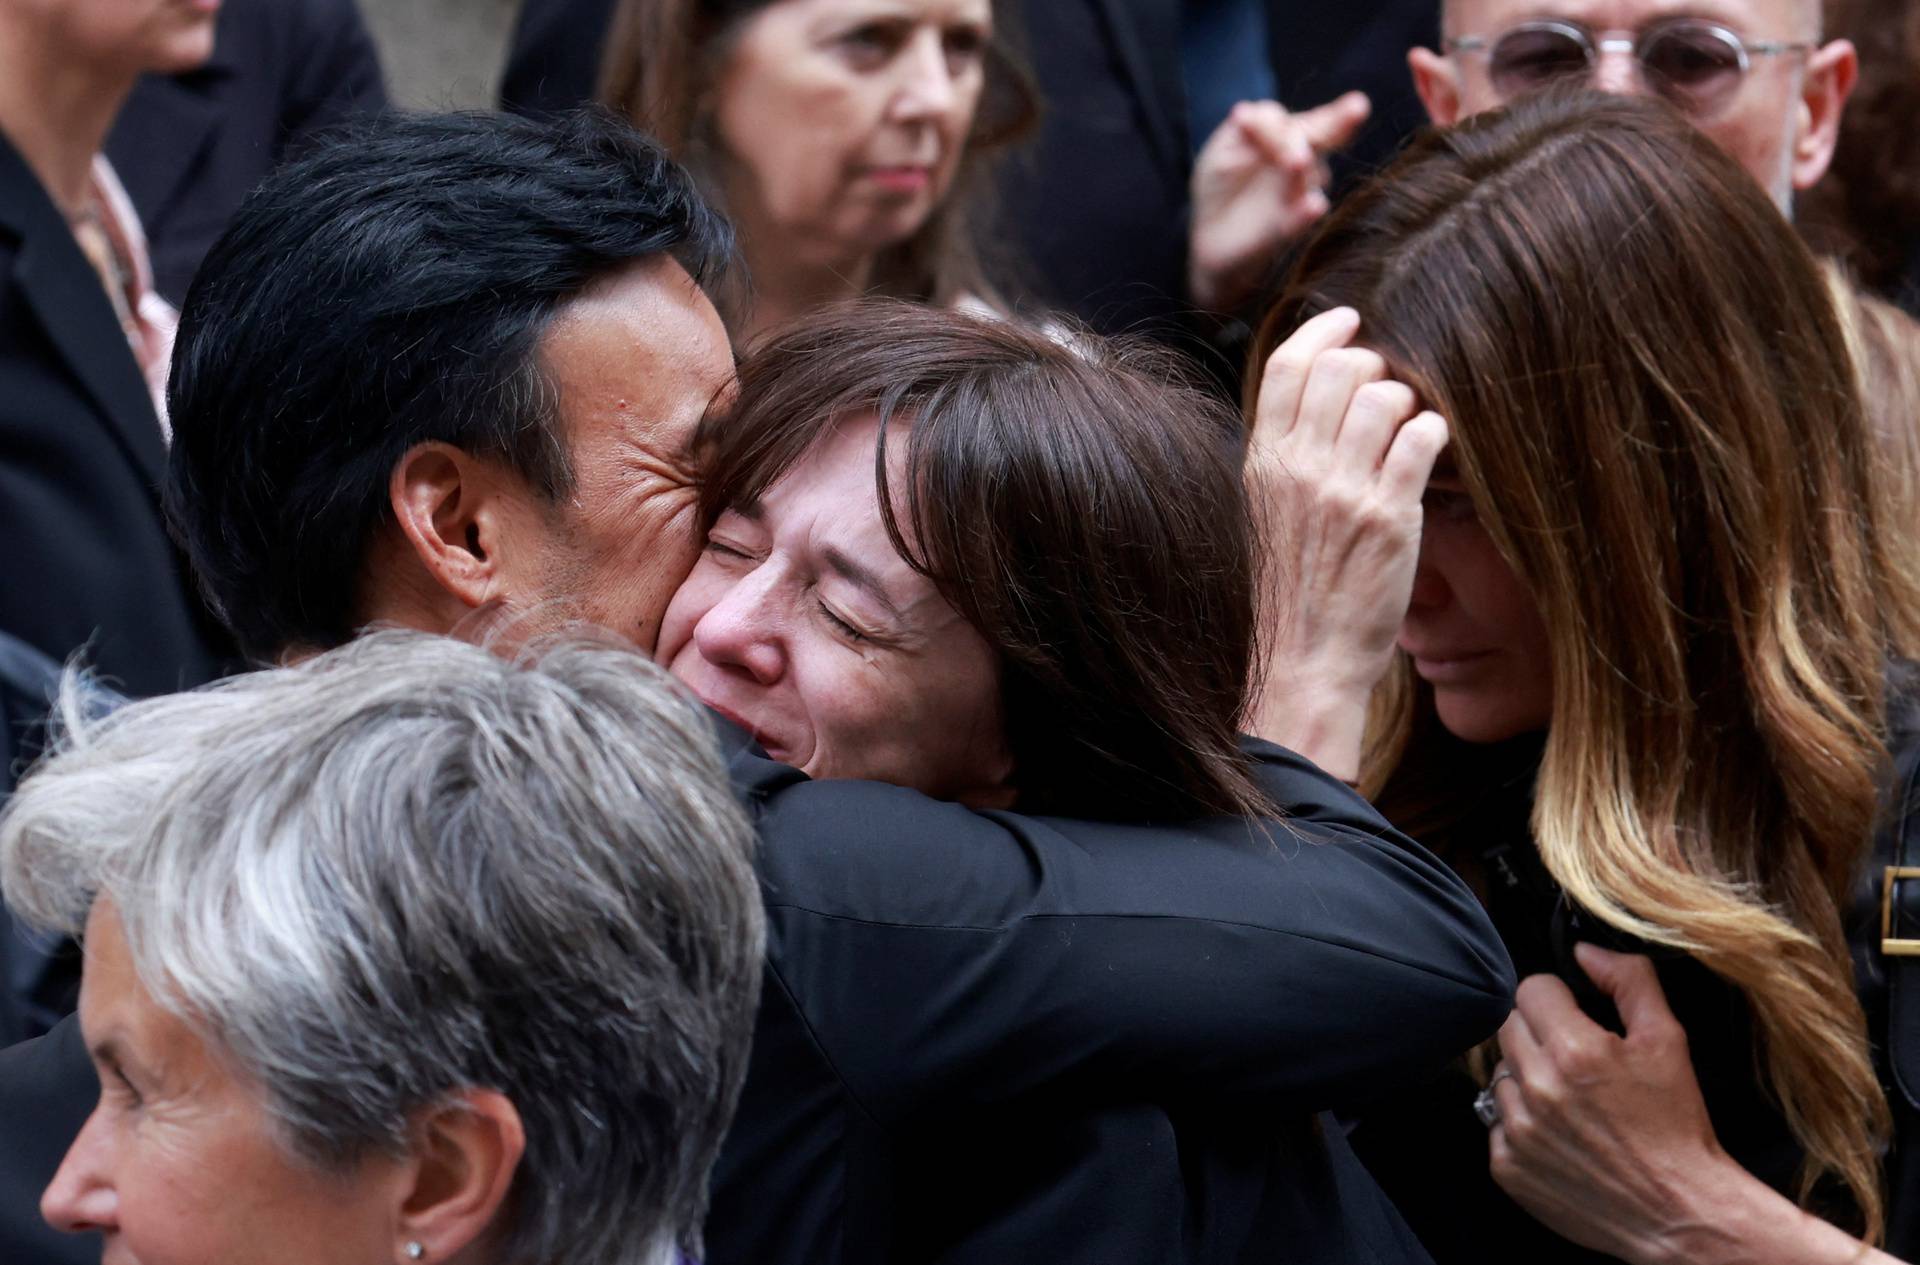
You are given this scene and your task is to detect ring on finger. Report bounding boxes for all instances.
[1472,1068,1516,1129]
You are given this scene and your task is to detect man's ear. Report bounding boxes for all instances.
[1792,39,1857,192]
[392,1089,525,1263]
[389,443,519,612]
[1409,46,1463,126]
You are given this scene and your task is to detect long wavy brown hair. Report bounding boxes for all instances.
[1251,90,1920,1239]
[596,0,1037,311]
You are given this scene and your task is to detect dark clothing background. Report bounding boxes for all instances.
[0,717,1513,1264]
[104,0,387,307]
[704,723,1510,1263]
[498,0,618,119]
[0,1017,91,1265]
[988,0,1435,344]
[0,133,230,701]
[873,1105,1434,1263]
[0,634,66,1049]
[1853,669,1920,1256]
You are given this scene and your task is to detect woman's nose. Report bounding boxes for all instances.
[691,571,788,686]
[1408,536,1449,613]
[40,1107,118,1237]
[889,32,959,121]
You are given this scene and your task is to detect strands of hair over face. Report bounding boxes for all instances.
[699,299,1272,824]
[1253,89,1920,1240]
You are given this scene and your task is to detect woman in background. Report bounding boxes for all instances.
[597,0,1035,343]
[1245,89,1920,1263]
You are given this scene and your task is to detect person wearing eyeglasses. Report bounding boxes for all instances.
[1162,0,1867,388]
[1406,0,1856,212]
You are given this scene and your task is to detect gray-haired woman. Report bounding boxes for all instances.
[0,630,765,1265]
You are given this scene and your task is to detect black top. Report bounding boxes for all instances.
[0,132,232,700]
[704,721,1514,1262]
[0,717,1513,1263]
[1351,690,1920,1264]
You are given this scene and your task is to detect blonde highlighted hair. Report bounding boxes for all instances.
[1254,90,1920,1239]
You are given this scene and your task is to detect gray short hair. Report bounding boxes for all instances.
[0,630,764,1265]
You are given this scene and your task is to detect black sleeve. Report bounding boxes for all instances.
[737,735,1515,1125]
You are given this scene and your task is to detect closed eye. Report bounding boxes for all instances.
[99,1060,142,1108]
[704,536,758,563]
[819,600,868,643]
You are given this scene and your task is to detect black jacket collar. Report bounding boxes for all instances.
[0,132,167,488]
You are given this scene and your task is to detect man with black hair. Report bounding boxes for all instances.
[165,108,735,663]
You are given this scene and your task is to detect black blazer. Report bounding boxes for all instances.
[0,134,229,700]
[104,0,387,306]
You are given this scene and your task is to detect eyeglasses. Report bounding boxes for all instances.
[1445,19,1812,120]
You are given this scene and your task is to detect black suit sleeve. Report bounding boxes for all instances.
[736,733,1515,1125]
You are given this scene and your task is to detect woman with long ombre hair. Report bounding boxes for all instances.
[1241,88,1920,1264]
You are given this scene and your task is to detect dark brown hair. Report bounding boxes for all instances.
[698,300,1268,823]
[597,0,1038,309]
[1250,89,1920,1238]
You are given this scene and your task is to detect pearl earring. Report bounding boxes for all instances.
[405,1244,426,1261]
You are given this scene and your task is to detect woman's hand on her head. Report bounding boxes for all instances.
[1188,93,1370,313]
[1244,306,1445,780]
[1485,945,1902,1265]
